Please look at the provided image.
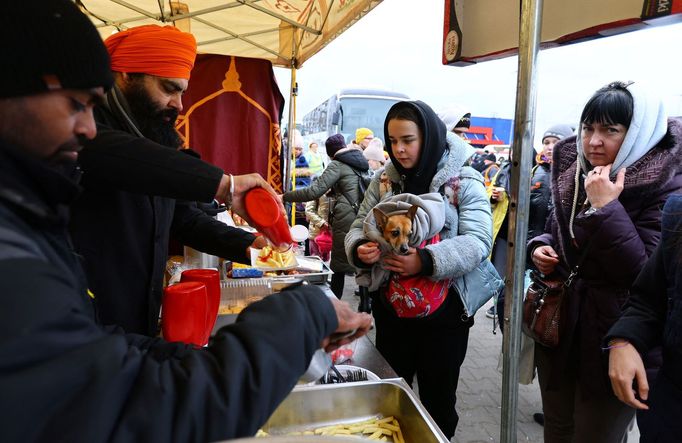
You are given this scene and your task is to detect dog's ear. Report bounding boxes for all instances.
[373,207,388,230]
[406,205,419,222]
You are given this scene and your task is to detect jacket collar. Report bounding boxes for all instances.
[0,141,80,225]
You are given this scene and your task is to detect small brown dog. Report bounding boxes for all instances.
[373,205,419,255]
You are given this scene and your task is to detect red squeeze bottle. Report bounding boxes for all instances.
[244,188,293,251]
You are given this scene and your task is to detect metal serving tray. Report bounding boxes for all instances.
[250,255,332,291]
[261,378,449,443]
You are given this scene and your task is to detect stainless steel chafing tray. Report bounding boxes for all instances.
[218,256,332,314]
[271,256,333,287]
[260,378,449,443]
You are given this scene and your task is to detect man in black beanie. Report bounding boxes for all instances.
[0,2,372,442]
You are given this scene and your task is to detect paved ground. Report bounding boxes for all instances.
[337,275,640,443]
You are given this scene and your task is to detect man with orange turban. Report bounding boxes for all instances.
[71,25,276,336]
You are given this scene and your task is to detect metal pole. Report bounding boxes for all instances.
[284,64,297,195]
[500,0,543,441]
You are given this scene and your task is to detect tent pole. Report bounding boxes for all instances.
[285,64,297,196]
[286,64,298,226]
[500,0,543,441]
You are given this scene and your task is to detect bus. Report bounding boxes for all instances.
[301,88,410,149]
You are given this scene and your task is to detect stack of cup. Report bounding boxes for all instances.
[162,268,221,347]
[180,269,221,345]
[161,281,208,347]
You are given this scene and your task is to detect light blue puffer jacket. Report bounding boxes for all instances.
[346,132,502,316]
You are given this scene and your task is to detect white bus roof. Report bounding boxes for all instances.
[338,88,410,100]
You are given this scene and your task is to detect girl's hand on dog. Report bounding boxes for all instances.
[357,242,381,264]
[383,248,422,277]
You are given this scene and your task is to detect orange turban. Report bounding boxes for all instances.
[105,25,196,79]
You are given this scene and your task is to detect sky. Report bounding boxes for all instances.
[273,0,682,147]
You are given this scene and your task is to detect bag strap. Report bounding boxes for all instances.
[337,169,366,214]
[564,239,594,287]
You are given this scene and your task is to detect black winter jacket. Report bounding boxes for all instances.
[0,142,337,442]
[607,193,682,391]
[71,96,255,335]
[528,162,552,240]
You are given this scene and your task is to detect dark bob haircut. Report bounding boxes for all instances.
[580,81,634,129]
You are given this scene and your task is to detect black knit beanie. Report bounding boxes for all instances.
[0,0,113,98]
[325,133,346,158]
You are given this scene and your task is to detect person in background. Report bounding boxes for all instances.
[305,141,326,178]
[70,24,275,336]
[481,153,499,187]
[528,124,574,240]
[529,81,682,443]
[363,137,387,176]
[438,105,472,140]
[288,130,311,239]
[353,127,374,150]
[485,153,511,320]
[305,188,331,262]
[283,134,370,298]
[346,100,492,438]
[0,3,374,442]
[293,146,311,188]
[292,130,312,189]
[606,193,682,442]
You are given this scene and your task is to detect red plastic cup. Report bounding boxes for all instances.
[181,269,220,345]
[244,187,293,250]
[162,282,208,347]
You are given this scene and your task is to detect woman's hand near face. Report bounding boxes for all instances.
[357,242,381,265]
[585,164,626,209]
[383,247,422,277]
[532,245,559,275]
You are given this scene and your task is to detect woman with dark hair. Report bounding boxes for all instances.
[529,81,682,442]
[606,193,682,442]
[345,100,493,438]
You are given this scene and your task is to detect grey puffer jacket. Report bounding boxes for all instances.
[346,132,493,288]
[284,147,370,274]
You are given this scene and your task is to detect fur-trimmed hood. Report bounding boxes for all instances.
[333,146,370,171]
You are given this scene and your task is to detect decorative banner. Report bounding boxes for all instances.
[176,54,285,191]
[443,0,682,65]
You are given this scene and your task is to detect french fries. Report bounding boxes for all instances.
[256,245,296,269]
[303,416,404,442]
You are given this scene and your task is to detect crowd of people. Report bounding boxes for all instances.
[2,2,682,442]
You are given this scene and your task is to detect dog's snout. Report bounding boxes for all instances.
[399,245,409,254]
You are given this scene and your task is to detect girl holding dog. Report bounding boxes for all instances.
[345,100,493,438]
[528,81,682,442]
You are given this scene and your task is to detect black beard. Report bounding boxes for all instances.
[124,82,182,148]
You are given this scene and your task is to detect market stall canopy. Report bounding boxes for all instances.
[442,0,682,65]
[77,0,382,68]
